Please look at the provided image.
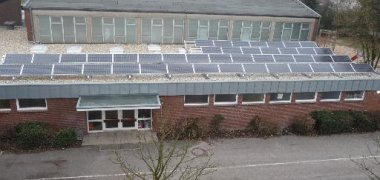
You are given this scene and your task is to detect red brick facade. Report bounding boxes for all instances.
[0,91,379,133]
[0,0,21,25]
[153,91,380,130]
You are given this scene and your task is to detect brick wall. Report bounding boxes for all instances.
[153,91,380,130]
[0,99,87,133]
[0,0,21,25]
[24,9,34,41]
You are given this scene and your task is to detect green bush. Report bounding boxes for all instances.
[52,128,77,148]
[246,116,261,133]
[290,118,312,135]
[15,121,51,150]
[209,114,224,136]
[350,111,377,132]
[367,111,380,130]
[311,111,353,135]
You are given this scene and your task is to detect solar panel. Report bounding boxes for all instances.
[279,48,298,54]
[209,54,232,63]
[186,54,209,63]
[267,64,291,73]
[33,54,60,64]
[60,54,86,63]
[242,48,261,54]
[297,48,316,54]
[232,41,250,47]
[351,63,374,72]
[214,40,232,47]
[83,64,111,75]
[331,63,355,72]
[250,41,267,47]
[195,40,214,47]
[231,54,254,63]
[300,41,318,47]
[332,55,351,63]
[289,64,313,73]
[267,42,284,48]
[113,54,138,63]
[283,41,301,48]
[53,64,83,75]
[310,63,334,73]
[219,64,244,73]
[3,54,32,64]
[193,64,219,73]
[87,54,112,63]
[261,47,280,54]
[167,64,194,74]
[314,48,333,55]
[140,64,167,74]
[113,64,140,74]
[22,64,52,75]
[273,55,295,63]
[0,65,22,76]
[293,55,315,62]
[221,47,242,54]
[163,54,187,63]
[313,55,333,62]
[253,55,275,63]
[201,47,222,53]
[139,54,163,63]
[243,64,268,73]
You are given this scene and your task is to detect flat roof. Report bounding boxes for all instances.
[24,0,320,18]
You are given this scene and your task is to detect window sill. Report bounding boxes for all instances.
[242,102,265,105]
[184,104,209,107]
[213,103,238,106]
[0,109,11,113]
[344,99,364,102]
[17,108,48,112]
[295,100,316,104]
[269,101,291,104]
[320,99,341,102]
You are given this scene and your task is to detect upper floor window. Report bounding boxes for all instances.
[184,95,209,106]
[269,93,292,103]
[320,91,341,102]
[17,99,47,111]
[345,91,365,101]
[214,94,237,105]
[241,94,265,104]
[295,92,317,103]
[0,100,11,111]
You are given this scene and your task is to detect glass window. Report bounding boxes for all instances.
[122,110,135,119]
[105,111,118,120]
[138,109,151,118]
[39,16,52,42]
[320,91,341,102]
[273,22,283,41]
[92,17,103,43]
[184,95,209,105]
[345,91,365,101]
[89,122,102,131]
[295,92,316,102]
[88,111,102,120]
[242,94,265,104]
[17,99,47,109]
[188,19,198,39]
[300,23,310,40]
[270,93,292,103]
[126,18,137,43]
[63,16,75,43]
[232,20,242,40]
[214,94,237,104]
[0,100,11,110]
[251,21,261,41]
[142,18,152,43]
[291,23,301,40]
[163,19,174,43]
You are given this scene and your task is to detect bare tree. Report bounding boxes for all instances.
[112,120,215,180]
[352,138,380,180]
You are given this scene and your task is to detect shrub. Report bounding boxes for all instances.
[311,111,352,135]
[246,116,260,133]
[15,121,51,150]
[176,118,205,140]
[246,116,280,137]
[209,114,224,136]
[350,111,377,132]
[367,111,380,130]
[290,117,312,135]
[52,128,77,148]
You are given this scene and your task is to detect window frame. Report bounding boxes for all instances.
[320,91,342,102]
[184,95,209,106]
[16,99,48,111]
[269,93,292,104]
[344,91,365,101]
[241,93,266,105]
[214,94,238,106]
[0,99,11,112]
[294,92,317,103]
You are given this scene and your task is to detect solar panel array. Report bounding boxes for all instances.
[0,41,373,77]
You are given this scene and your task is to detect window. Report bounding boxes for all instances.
[295,92,316,103]
[345,91,365,101]
[269,93,292,103]
[273,22,310,41]
[0,100,11,111]
[184,95,209,106]
[320,91,341,102]
[87,111,103,132]
[214,94,237,105]
[17,99,47,110]
[241,94,265,104]
[187,19,229,41]
[142,18,184,44]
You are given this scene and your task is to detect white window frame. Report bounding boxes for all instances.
[269,93,292,104]
[295,92,317,103]
[344,91,365,101]
[214,94,238,106]
[184,95,209,106]
[16,99,48,111]
[87,111,103,133]
[320,91,342,102]
[241,94,266,105]
[0,99,11,112]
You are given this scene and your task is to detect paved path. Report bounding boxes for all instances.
[1,132,380,180]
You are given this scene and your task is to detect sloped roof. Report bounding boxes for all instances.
[24,0,320,18]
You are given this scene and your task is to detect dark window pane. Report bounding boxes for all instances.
[215,94,237,103]
[138,109,151,118]
[0,100,10,109]
[345,91,364,99]
[270,93,291,102]
[105,111,118,120]
[295,92,316,101]
[122,110,135,119]
[18,99,46,108]
[242,94,265,102]
[88,111,102,120]
[89,122,102,131]
[184,95,208,104]
[320,91,341,100]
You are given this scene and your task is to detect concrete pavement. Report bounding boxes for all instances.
[1,132,380,180]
